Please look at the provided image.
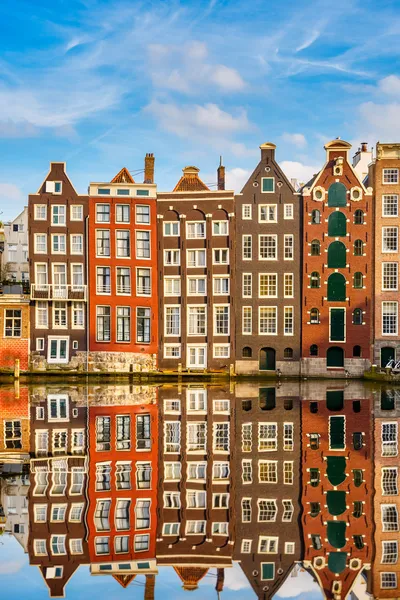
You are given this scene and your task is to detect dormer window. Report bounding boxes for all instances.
[261,177,275,193]
[45,181,62,194]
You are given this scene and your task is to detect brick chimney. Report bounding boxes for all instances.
[144,153,155,184]
[144,574,155,600]
[217,156,225,190]
[215,568,224,592]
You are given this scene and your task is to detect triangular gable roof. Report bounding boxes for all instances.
[112,574,136,588]
[239,149,296,194]
[35,162,81,196]
[324,139,352,151]
[111,167,135,184]
[174,567,209,589]
[173,166,210,192]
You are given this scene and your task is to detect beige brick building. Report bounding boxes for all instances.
[370,143,400,367]
[372,389,400,597]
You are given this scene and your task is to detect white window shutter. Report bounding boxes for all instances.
[46,181,55,193]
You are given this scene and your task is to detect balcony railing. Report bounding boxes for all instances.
[117,285,132,295]
[137,286,151,296]
[31,284,87,301]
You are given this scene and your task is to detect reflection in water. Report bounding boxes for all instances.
[0,381,399,598]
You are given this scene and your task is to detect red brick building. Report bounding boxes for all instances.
[0,287,30,371]
[88,156,158,372]
[86,388,158,589]
[301,382,373,599]
[301,139,373,377]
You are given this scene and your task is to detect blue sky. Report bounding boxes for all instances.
[0,0,400,220]
[0,535,324,600]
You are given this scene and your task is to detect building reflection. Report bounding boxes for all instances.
[0,381,398,598]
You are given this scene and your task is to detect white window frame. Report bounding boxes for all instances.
[259,204,277,223]
[242,204,252,219]
[284,204,294,219]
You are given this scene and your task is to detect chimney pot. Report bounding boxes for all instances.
[361,142,368,152]
[144,153,155,184]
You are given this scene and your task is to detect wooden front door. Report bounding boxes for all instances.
[260,348,276,371]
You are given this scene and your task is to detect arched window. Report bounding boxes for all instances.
[310,502,320,517]
[310,344,318,356]
[311,239,320,256]
[310,402,318,414]
[310,272,320,288]
[354,210,364,224]
[242,346,252,358]
[284,399,293,410]
[259,388,276,411]
[328,241,346,268]
[311,210,320,224]
[354,239,363,256]
[328,182,347,207]
[310,308,320,324]
[353,272,363,288]
[242,400,252,412]
[353,309,363,325]
[284,347,293,359]
[327,273,346,301]
[328,211,346,236]
[353,345,361,357]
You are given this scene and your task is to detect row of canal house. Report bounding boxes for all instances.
[12,139,399,376]
[3,381,395,598]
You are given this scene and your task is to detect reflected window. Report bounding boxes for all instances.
[311,210,320,224]
[353,400,361,413]
[310,433,320,449]
[353,535,364,549]
[353,309,363,325]
[310,344,318,356]
[353,469,363,487]
[284,399,293,411]
[353,432,363,450]
[310,308,320,324]
[310,402,318,414]
[353,501,363,518]
[310,502,320,517]
[242,400,252,412]
[310,271,320,288]
[311,534,322,550]
[310,468,320,487]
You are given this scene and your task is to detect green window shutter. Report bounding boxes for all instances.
[328,183,347,207]
[326,491,346,516]
[330,309,345,341]
[328,212,346,236]
[261,563,275,580]
[327,552,347,574]
[327,521,346,548]
[327,273,346,301]
[262,178,274,192]
[329,415,345,449]
[327,241,346,268]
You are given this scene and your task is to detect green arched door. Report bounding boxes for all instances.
[328,212,346,236]
[327,346,344,367]
[328,182,347,207]
[328,273,346,301]
[328,241,346,268]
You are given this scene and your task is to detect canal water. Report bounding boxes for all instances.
[0,379,395,599]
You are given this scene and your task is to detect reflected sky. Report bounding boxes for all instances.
[0,380,393,599]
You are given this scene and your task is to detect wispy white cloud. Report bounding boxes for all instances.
[296,29,321,52]
[225,167,252,191]
[224,563,252,591]
[145,100,251,137]
[379,75,400,96]
[282,132,307,148]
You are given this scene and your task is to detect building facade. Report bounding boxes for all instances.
[371,388,400,598]
[3,206,29,284]
[157,165,235,371]
[88,157,158,372]
[27,386,89,597]
[370,143,400,367]
[301,382,373,599]
[235,143,301,376]
[233,382,302,598]
[0,287,30,371]
[28,162,89,369]
[86,386,158,589]
[155,384,235,587]
[301,139,373,377]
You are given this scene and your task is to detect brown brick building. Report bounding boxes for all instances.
[28,163,88,369]
[370,143,400,367]
[0,287,30,371]
[157,165,235,371]
[235,143,301,375]
[233,382,303,598]
[155,384,235,587]
[300,381,373,599]
[371,387,400,597]
[301,139,373,377]
[27,385,89,597]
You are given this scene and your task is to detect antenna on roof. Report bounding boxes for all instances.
[219,155,223,167]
